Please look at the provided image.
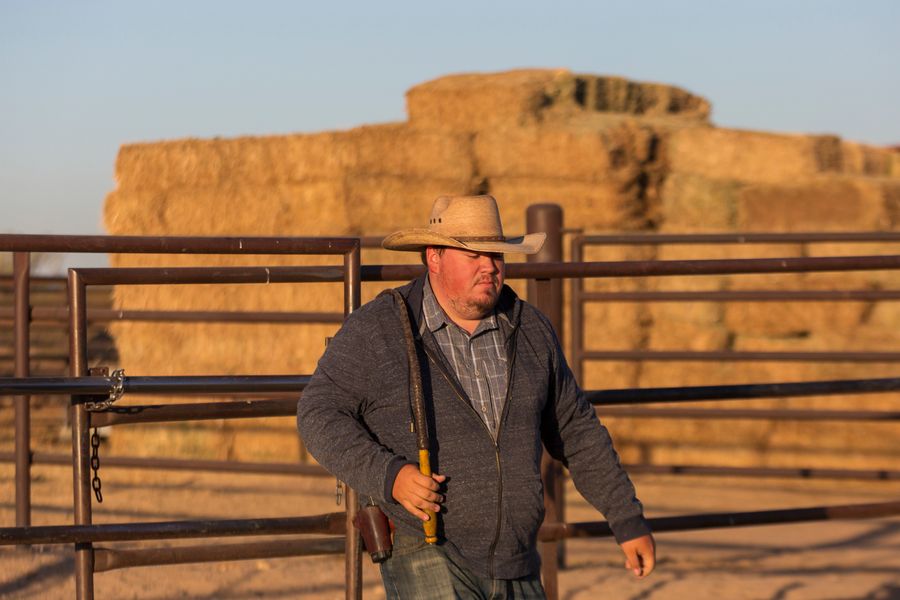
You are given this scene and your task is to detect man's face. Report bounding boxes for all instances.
[428,246,505,321]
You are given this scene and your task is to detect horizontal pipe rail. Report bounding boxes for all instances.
[0,375,310,396]
[75,266,348,286]
[4,500,896,546]
[623,464,900,481]
[0,451,330,477]
[0,234,359,254]
[2,451,891,481]
[538,499,900,541]
[64,254,900,286]
[3,376,896,405]
[0,512,346,546]
[89,398,300,427]
[3,231,897,256]
[0,306,345,324]
[94,537,345,572]
[596,407,900,421]
[578,290,900,302]
[575,232,900,245]
[587,377,900,405]
[582,350,900,362]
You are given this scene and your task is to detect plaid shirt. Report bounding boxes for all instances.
[422,277,508,437]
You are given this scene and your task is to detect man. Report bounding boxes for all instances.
[297,195,655,599]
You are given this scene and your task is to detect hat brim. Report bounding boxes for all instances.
[382,229,546,254]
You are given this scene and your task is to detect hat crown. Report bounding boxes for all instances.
[381,194,545,254]
[429,195,505,239]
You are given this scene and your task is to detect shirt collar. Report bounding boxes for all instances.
[423,275,498,336]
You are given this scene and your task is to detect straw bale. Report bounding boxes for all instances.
[344,175,475,236]
[736,177,890,232]
[648,243,805,293]
[580,362,640,391]
[644,445,774,468]
[658,173,738,232]
[642,444,898,470]
[637,360,822,389]
[103,189,168,235]
[578,243,656,266]
[884,178,900,225]
[838,141,897,177]
[406,69,710,131]
[582,301,644,351]
[667,128,827,184]
[115,139,226,192]
[406,69,577,131]
[646,319,729,351]
[108,418,306,462]
[105,181,349,237]
[109,423,231,460]
[766,421,900,453]
[486,178,639,233]
[110,321,337,376]
[226,417,301,462]
[474,122,655,183]
[601,416,775,449]
[725,299,866,339]
[867,302,900,331]
[582,75,711,120]
[344,124,474,181]
[114,133,361,193]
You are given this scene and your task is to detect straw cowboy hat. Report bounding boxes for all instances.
[382,195,546,254]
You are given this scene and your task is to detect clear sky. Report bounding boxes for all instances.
[1,0,898,238]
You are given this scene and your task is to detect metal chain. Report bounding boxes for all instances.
[85,368,125,412]
[90,428,103,503]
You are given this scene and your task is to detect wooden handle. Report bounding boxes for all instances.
[419,449,438,544]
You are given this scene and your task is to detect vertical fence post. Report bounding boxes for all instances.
[526,204,565,600]
[13,252,31,528]
[570,236,584,385]
[344,244,363,600]
[68,269,94,600]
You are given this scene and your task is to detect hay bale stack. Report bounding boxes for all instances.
[103,69,898,470]
[406,69,710,132]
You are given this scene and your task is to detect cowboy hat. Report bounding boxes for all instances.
[382,195,546,254]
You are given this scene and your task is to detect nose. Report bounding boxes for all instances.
[478,253,503,273]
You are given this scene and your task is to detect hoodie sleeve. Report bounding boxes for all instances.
[536,310,652,544]
[296,301,410,504]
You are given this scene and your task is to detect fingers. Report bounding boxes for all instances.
[620,534,656,578]
[392,465,446,521]
[640,547,656,577]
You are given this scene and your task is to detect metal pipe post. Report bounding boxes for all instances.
[526,204,566,594]
[344,245,363,600]
[13,252,31,527]
[526,204,564,331]
[68,269,94,600]
[569,237,584,384]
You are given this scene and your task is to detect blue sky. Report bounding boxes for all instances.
[1,0,898,238]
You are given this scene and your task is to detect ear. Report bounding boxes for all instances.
[426,247,441,273]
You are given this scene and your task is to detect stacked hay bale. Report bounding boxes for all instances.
[103,69,899,470]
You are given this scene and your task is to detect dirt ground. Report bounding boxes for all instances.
[2,463,899,600]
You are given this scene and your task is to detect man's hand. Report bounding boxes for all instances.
[620,533,656,578]
[392,464,446,521]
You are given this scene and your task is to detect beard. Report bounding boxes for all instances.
[448,283,499,319]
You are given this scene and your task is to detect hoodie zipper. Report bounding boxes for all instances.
[421,329,518,579]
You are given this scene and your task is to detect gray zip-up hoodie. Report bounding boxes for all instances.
[296,275,650,579]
